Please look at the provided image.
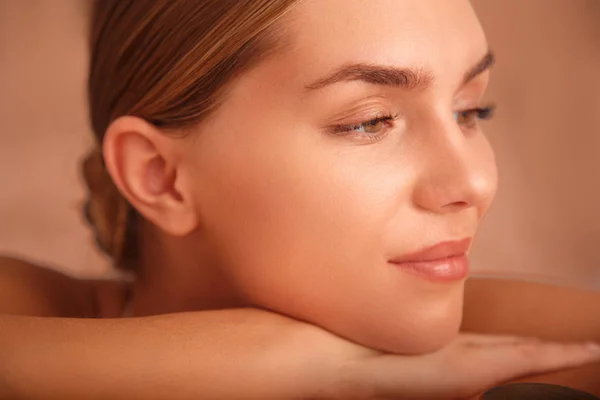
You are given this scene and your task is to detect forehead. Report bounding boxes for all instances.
[279,0,488,86]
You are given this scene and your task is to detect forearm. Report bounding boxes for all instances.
[0,309,327,400]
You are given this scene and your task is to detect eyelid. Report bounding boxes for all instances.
[456,103,496,115]
[330,109,394,127]
[331,113,398,133]
[453,75,491,108]
[325,95,395,120]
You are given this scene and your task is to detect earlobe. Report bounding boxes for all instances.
[102,116,199,237]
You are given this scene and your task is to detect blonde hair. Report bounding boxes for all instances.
[83,0,301,270]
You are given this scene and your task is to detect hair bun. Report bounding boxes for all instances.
[81,147,129,267]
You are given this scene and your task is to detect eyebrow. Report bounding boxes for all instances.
[463,51,495,84]
[304,50,495,92]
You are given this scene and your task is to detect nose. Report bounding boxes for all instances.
[412,121,497,215]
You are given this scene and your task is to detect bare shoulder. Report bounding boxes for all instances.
[462,277,600,342]
[0,256,127,318]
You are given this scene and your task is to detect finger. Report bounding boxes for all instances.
[494,340,600,375]
[457,333,540,347]
[458,340,600,388]
[417,340,600,399]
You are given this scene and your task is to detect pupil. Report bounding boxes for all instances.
[365,120,381,132]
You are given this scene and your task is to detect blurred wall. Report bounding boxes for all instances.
[0,0,109,276]
[0,1,599,285]
[470,0,600,287]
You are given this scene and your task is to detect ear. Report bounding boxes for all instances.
[102,116,199,236]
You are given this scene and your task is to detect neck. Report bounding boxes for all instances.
[130,220,246,316]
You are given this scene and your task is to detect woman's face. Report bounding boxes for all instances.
[182,0,496,354]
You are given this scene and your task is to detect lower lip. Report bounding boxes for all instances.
[390,255,469,283]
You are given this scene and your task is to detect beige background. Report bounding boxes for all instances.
[470,0,600,287]
[0,1,599,286]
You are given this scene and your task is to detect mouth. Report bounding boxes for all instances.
[388,238,472,283]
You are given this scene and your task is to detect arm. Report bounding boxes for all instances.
[6,312,600,400]
[0,257,327,399]
[463,277,600,341]
[0,256,98,317]
[0,310,327,400]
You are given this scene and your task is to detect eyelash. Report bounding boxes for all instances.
[453,104,496,128]
[331,104,496,141]
[331,113,399,141]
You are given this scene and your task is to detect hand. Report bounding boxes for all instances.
[304,331,600,399]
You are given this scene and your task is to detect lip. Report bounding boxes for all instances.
[389,238,472,282]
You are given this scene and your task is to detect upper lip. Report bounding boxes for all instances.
[389,238,472,263]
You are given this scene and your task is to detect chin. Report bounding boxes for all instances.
[394,315,462,355]
[347,292,465,355]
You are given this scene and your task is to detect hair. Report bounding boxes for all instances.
[82,0,301,271]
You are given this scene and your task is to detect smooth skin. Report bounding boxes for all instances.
[2,0,600,398]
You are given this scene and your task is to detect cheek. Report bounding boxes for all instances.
[190,127,463,354]
[476,134,499,213]
[193,118,406,297]
[199,132,402,288]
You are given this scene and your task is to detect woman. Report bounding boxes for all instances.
[1,0,599,398]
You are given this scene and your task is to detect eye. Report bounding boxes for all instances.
[331,114,398,141]
[453,104,496,129]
